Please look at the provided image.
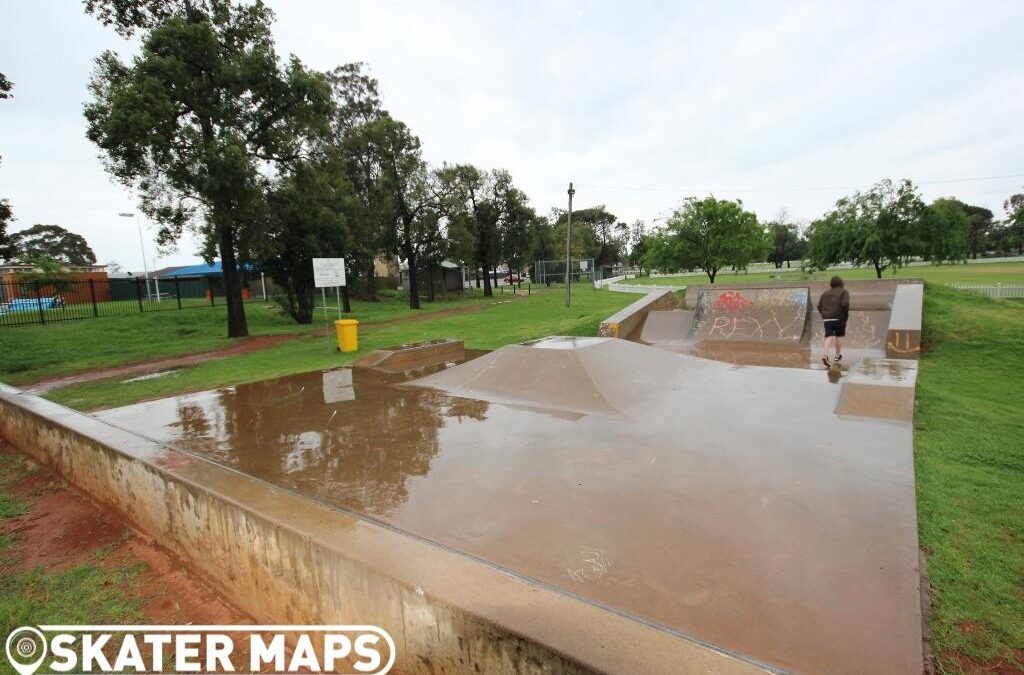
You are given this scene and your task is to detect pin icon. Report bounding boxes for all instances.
[5,626,47,675]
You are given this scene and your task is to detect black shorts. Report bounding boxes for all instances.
[823,319,847,337]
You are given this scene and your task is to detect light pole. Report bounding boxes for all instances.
[119,212,153,301]
[565,182,574,308]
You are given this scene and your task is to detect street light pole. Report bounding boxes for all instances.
[565,182,575,308]
[119,212,152,302]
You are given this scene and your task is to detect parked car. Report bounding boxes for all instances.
[504,274,522,284]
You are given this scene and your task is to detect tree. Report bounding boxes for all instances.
[765,209,801,268]
[805,178,925,278]
[84,0,332,337]
[550,206,624,266]
[0,72,13,261]
[9,224,97,265]
[642,196,763,283]
[627,220,648,273]
[261,156,355,323]
[1004,189,1024,256]
[919,198,970,264]
[438,165,527,297]
[962,203,995,259]
[350,117,440,309]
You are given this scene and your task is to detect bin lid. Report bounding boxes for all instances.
[334,319,359,325]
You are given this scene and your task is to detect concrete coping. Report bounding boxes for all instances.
[0,383,774,675]
[598,289,677,339]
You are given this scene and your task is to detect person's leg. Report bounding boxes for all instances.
[822,335,833,366]
[835,337,843,359]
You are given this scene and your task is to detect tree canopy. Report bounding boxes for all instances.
[84,0,332,337]
[643,196,763,283]
[804,178,925,278]
[9,224,98,266]
[1004,188,1024,256]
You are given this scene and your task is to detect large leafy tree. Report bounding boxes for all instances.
[439,165,527,297]
[0,72,13,261]
[642,196,763,283]
[258,63,386,321]
[765,209,801,269]
[550,206,624,267]
[804,178,925,278]
[1004,188,1024,256]
[919,198,970,264]
[9,224,97,265]
[961,203,995,259]
[83,0,332,337]
[350,117,440,309]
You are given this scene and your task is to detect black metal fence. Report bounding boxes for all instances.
[0,275,272,328]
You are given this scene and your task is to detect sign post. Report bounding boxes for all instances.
[313,258,347,350]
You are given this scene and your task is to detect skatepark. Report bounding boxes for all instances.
[0,279,927,674]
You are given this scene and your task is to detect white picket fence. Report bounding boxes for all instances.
[948,283,1024,298]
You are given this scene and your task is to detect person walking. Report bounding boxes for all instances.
[817,276,850,368]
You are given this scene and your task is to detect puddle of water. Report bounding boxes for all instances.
[93,339,922,675]
[121,369,180,383]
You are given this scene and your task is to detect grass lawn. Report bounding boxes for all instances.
[42,286,635,410]
[0,289,501,386]
[913,286,1024,672]
[622,260,1024,287]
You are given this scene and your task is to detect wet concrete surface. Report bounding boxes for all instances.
[95,338,923,675]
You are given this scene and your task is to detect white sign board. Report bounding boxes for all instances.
[313,258,346,288]
[579,260,589,270]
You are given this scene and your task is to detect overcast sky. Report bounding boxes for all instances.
[1,0,1022,271]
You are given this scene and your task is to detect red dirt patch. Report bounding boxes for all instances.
[951,651,1024,675]
[0,440,249,625]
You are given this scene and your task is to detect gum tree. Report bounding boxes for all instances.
[83,0,332,337]
[0,72,13,260]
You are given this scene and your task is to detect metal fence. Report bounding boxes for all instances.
[533,258,597,285]
[0,275,269,328]
[948,283,1024,298]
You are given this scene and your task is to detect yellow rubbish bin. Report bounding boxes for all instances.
[334,318,359,353]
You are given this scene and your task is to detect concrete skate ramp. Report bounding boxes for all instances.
[638,309,694,345]
[91,337,924,675]
[688,287,810,344]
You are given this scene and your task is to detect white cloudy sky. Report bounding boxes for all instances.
[1,0,1022,271]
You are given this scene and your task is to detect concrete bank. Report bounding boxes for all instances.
[0,384,772,675]
[598,289,677,338]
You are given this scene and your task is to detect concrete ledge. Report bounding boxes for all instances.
[886,284,924,359]
[0,384,772,675]
[599,290,676,338]
[354,339,465,372]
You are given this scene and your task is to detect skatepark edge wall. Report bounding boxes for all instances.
[598,289,677,338]
[0,383,774,675]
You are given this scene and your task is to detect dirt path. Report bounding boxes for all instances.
[24,333,302,394]
[23,297,521,395]
[0,439,250,627]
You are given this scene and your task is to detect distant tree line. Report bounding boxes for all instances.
[641,179,1024,283]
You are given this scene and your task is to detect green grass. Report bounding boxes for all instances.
[0,289,499,386]
[914,285,1024,672]
[622,260,1024,287]
[44,286,635,410]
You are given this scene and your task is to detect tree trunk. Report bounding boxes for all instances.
[474,271,480,288]
[492,267,498,288]
[341,285,351,313]
[708,268,716,284]
[217,222,248,338]
[427,265,435,302]
[481,256,492,297]
[873,260,883,278]
[406,251,421,309]
[364,262,378,301]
